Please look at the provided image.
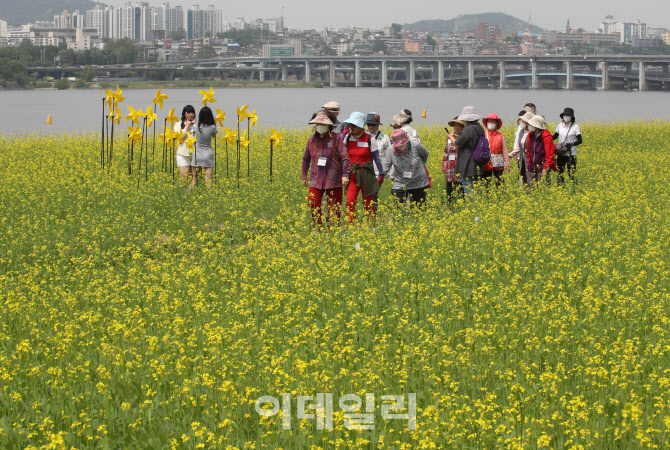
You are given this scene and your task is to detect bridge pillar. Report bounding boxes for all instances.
[600,61,608,90]
[381,60,387,88]
[638,62,647,91]
[499,61,507,88]
[355,59,361,87]
[329,60,336,87]
[438,60,444,88]
[565,61,574,90]
[468,60,474,88]
[531,59,538,89]
[281,64,288,81]
[258,61,264,82]
[409,60,416,88]
[305,60,311,83]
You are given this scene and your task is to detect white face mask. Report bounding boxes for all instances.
[315,125,329,134]
[487,123,497,131]
[528,125,536,132]
[396,144,408,151]
[563,116,572,123]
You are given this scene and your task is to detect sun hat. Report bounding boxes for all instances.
[447,116,466,128]
[308,113,333,126]
[398,109,413,124]
[559,107,575,120]
[391,129,409,148]
[519,111,535,123]
[365,112,382,125]
[482,113,502,130]
[524,103,536,114]
[457,106,481,122]
[342,111,366,129]
[527,115,545,130]
[391,114,404,127]
[322,101,340,111]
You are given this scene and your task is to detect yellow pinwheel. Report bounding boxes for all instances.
[166,107,179,126]
[185,132,197,153]
[199,86,216,107]
[237,105,249,123]
[214,108,226,127]
[127,125,142,144]
[125,106,143,125]
[222,127,236,145]
[268,128,282,148]
[112,86,125,103]
[239,131,250,148]
[113,106,122,125]
[145,105,158,127]
[248,108,258,127]
[158,125,170,141]
[152,88,168,110]
[104,89,114,110]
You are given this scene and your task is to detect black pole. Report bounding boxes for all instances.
[162,118,167,172]
[247,120,250,179]
[145,119,148,182]
[101,98,105,169]
[226,141,229,178]
[152,120,156,175]
[237,121,241,188]
[109,120,114,172]
[214,132,217,182]
[128,140,132,175]
[270,140,273,183]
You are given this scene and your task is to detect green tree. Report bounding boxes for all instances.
[373,39,387,54]
[54,78,70,89]
[104,39,139,64]
[0,58,30,87]
[426,35,437,50]
[196,45,217,59]
[169,29,186,40]
[180,65,197,80]
[390,23,402,39]
[81,64,97,81]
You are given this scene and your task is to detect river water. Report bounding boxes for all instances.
[2,87,669,135]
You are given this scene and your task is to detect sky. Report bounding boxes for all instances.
[105,0,668,31]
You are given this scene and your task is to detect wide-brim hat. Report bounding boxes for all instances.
[308,113,333,126]
[457,106,481,122]
[322,101,340,111]
[528,115,545,130]
[366,112,382,125]
[482,113,502,130]
[559,107,575,119]
[519,111,535,123]
[342,111,366,129]
[391,129,409,147]
[447,118,467,127]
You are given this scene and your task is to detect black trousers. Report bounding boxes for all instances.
[557,155,577,185]
[446,181,462,207]
[392,187,426,207]
[481,170,503,188]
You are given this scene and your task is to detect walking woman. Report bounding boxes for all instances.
[442,117,464,207]
[383,129,429,207]
[175,104,196,185]
[481,113,510,187]
[301,111,350,228]
[341,112,385,225]
[191,106,217,189]
[553,107,582,185]
[525,115,557,189]
[509,111,535,185]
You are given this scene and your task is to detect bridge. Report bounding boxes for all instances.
[30,55,670,91]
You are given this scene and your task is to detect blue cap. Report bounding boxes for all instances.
[342,111,366,129]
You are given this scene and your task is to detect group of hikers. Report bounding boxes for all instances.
[171,100,583,228]
[301,101,583,227]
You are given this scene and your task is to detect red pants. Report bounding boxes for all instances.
[308,187,343,227]
[346,174,375,224]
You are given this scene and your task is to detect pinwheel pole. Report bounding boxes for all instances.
[105,114,109,170]
[236,117,241,188]
[101,98,105,169]
[162,118,167,172]
[214,132,217,181]
[246,118,251,178]
[144,117,148,182]
[128,139,132,176]
[270,139,274,183]
[109,118,114,172]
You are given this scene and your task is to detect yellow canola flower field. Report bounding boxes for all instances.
[1,122,670,449]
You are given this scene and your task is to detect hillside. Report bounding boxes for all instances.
[404,12,544,34]
[0,0,100,25]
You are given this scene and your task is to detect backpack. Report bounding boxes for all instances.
[472,126,491,166]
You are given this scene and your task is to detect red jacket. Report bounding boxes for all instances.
[526,129,557,172]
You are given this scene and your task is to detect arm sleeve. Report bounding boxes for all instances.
[552,132,559,140]
[502,136,510,168]
[575,134,583,146]
[382,150,393,176]
[337,137,350,177]
[417,142,429,163]
[454,127,474,149]
[301,141,311,180]
[543,132,556,170]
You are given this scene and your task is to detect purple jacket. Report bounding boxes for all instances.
[302,132,350,190]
